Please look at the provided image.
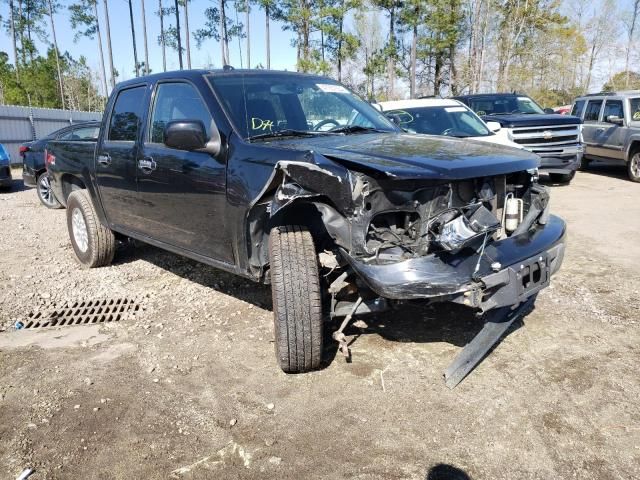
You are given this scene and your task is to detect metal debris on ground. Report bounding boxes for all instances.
[20,298,141,329]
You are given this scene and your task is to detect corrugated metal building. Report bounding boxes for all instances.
[0,105,102,164]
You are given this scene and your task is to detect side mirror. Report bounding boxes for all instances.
[164,120,207,151]
[544,108,556,114]
[606,115,624,125]
[486,121,502,133]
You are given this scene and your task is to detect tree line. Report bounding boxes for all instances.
[1,0,639,110]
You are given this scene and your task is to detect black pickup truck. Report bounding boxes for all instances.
[47,70,566,387]
[454,93,583,183]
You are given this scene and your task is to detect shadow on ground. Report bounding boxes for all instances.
[112,240,531,373]
[426,463,472,480]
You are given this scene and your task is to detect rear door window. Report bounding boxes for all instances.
[571,100,585,117]
[603,100,623,120]
[108,86,147,141]
[583,100,603,122]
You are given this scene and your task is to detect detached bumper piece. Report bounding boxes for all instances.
[444,295,537,389]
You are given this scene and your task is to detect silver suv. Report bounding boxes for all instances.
[572,91,640,182]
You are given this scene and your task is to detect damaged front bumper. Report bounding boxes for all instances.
[342,214,565,312]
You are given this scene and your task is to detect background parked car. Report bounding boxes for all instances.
[0,143,13,190]
[21,121,100,208]
[571,91,640,182]
[454,93,583,184]
[377,98,525,150]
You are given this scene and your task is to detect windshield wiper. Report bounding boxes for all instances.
[248,129,329,141]
[329,125,389,135]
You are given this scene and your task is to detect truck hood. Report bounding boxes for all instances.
[481,114,582,128]
[269,132,540,180]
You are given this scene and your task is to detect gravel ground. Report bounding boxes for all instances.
[1,165,639,479]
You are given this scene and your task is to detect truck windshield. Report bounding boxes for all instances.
[208,73,396,140]
[383,106,491,137]
[468,96,545,115]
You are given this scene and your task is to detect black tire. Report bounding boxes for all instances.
[66,190,116,268]
[579,156,591,171]
[269,225,323,373]
[549,171,575,184]
[37,172,62,209]
[628,151,640,182]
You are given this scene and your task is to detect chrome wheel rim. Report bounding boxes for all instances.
[38,174,55,205]
[632,154,640,179]
[71,208,89,253]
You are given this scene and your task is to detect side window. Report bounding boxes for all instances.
[150,82,213,144]
[108,86,146,141]
[67,126,99,140]
[58,129,78,140]
[583,100,603,122]
[571,100,585,117]
[603,100,623,120]
[630,98,640,121]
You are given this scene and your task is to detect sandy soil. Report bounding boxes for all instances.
[0,165,639,479]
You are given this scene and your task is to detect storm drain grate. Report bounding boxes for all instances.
[22,298,141,329]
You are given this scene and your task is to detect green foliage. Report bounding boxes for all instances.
[603,71,640,92]
[0,48,103,109]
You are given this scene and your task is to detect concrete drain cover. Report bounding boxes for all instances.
[22,298,141,329]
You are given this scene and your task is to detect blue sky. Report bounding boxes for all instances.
[0,0,300,93]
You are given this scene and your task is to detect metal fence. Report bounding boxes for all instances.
[0,105,102,165]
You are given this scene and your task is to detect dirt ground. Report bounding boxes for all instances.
[1,165,639,480]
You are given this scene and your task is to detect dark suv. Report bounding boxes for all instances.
[21,122,100,208]
[455,93,583,183]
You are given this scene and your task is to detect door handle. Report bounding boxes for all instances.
[138,157,157,173]
[97,154,111,166]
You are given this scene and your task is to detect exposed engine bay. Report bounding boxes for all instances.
[360,171,544,264]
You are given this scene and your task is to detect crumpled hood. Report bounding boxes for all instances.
[481,113,582,128]
[269,132,540,180]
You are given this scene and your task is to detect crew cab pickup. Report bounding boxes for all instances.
[46,70,566,387]
[455,93,583,183]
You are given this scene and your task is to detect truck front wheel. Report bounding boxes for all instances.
[549,171,576,184]
[66,190,116,268]
[269,225,323,373]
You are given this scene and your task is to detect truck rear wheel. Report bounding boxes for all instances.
[66,190,116,268]
[628,152,640,182]
[269,225,323,373]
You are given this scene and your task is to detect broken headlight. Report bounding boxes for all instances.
[430,204,501,252]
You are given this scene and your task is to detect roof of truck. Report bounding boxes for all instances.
[114,68,335,90]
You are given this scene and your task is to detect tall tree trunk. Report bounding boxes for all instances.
[337,0,344,81]
[625,0,640,88]
[93,1,109,99]
[410,21,417,98]
[128,0,140,76]
[388,4,395,98]
[18,0,26,64]
[265,3,270,69]
[159,0,167,71]
[220,0,229,65]
[103,0,116,89]
[9,0,20,81]
[245,0,250,68]
[47,0,65,109]
[174,0,183,68]
[184,0,191,68]
[141,0,150,74]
